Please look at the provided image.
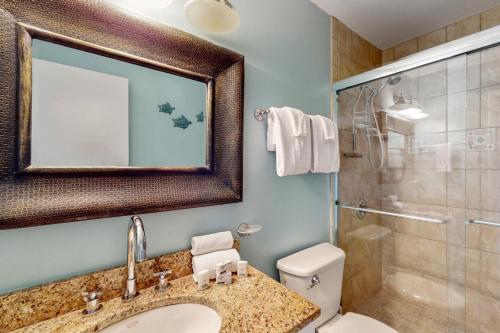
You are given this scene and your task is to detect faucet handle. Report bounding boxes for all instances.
[154,269,172,291]
[82,289,103,315]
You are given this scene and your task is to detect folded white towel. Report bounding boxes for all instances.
[191,231,234,256]
[268,107,312,176]
[192,249,241,282]
[310,115,339,173]
[267,108,277,151]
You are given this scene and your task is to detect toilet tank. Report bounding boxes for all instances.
[277,243,345,327]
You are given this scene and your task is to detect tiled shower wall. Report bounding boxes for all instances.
[382,5,500,64]
[331,17,382,82]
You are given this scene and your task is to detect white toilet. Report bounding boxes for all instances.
[277,243,398,333]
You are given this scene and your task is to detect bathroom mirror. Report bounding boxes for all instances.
[29,39,209,170]
[0,0,244,229]
[20,27,213,173]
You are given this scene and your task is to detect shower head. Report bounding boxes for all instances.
[373,75,401,96]
[386,76,401,86]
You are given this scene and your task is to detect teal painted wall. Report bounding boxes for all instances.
[33,39,207,167]
[0,0,331,294]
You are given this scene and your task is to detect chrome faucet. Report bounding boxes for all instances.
[122,216,147,301]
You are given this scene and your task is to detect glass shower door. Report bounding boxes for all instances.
[337,52,472,332]
[462,44,500,333]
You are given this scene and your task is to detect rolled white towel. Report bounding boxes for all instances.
[192,249,241,282]
[190,231,234,256]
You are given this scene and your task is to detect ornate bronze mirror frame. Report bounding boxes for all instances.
[0,0,244,229]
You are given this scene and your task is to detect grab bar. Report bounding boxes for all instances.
[338,203,448,224]
[466,219,500,227]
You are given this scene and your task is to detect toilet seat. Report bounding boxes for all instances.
[317,312,398,333]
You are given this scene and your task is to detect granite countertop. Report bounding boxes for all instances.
[12,266,320,333]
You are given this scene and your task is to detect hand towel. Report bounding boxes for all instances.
[191,231,234,256]
[270,107,312,176]
[192,249,241,282]
[310,115,340,173]
[267,107,277,151]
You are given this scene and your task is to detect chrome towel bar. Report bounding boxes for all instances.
[466,219,500,227]
[338,203,448,224]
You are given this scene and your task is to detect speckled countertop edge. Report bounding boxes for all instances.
[11,266,320,333]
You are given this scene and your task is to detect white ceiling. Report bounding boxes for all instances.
[311,0,500,49]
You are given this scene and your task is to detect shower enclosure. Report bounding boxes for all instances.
[334,26,500,333]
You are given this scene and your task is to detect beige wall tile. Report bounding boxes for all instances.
[466,170,481,209]
[417,238,447,278]
[481,46,500,88]
[352,264,382,303]
[393,38,418,60]
[447,207,466,246]
[418,28,446,51]
[394,232,417,269]
[466,89,481,129]
[418,221,446,242]
[393,216,419,237]
[416,96,447,134]
[368,44,382,69]
[446,15,480,41]
[480,128,500,169]
[448,282,466,328]
[467,52,481,91]
[480,85,500,128]
[448,55,467,94]
[448,245,465,284]
[416,169,446,205]
[466,210,481,249]
[418,62,447,99]
[338,21,352,57]
[466,248,481,289]
[480,170,500,212]
[448,92,467,132]
[341,277,354,313]
[465,287,500,333]
[481,5,500,30]
[480,223,500,254]
[351,32,366,68]
[331,17,340,40]
[451,142,467,170]
[465,288,482,332]
[480,251,500,299]
[393,70,419,99]
[447,171,466,207]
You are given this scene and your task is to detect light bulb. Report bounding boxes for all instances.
[185,0,240,34]
[405,112,429,120]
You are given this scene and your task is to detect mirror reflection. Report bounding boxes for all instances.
[31,39,208,168]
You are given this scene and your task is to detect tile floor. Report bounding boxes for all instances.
[354,289,454,333]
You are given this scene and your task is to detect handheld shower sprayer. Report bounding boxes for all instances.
[347,75,401,169]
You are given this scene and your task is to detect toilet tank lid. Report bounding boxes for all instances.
[277,243,345,277]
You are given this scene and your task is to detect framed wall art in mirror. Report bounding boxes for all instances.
[0,0,244,229]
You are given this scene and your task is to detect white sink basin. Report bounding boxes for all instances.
[100,303,221,333]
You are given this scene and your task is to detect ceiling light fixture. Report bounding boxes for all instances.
[184,0,240,34]
[388,93,423,116]
[405,112,429,120]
